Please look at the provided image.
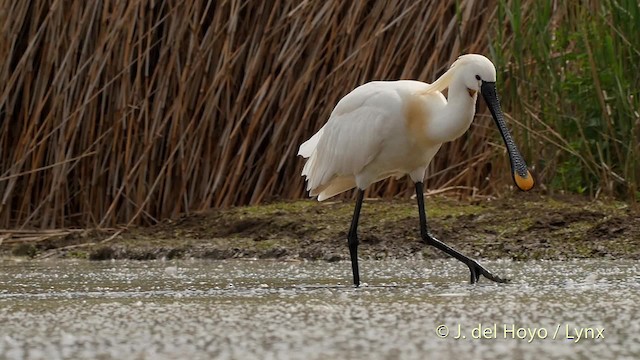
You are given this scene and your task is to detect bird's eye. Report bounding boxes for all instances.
[475,75,481,80]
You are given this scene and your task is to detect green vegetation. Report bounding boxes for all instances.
[490,0,640,199]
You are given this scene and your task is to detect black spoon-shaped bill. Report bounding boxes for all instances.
[480,81,534,191]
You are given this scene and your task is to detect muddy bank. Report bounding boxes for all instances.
[2,193,639,261]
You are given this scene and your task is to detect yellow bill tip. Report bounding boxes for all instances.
[514,170,534,191]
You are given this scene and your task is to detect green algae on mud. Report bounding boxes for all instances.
[2,194,639,261]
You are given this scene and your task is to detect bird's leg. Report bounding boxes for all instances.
[414,182,509,284]
[347,189,365,287]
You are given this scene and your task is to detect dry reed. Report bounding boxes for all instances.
[1,0,508,228]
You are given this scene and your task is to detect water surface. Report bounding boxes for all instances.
[0,259,638,359]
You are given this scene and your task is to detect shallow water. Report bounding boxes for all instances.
[0,258,638,360]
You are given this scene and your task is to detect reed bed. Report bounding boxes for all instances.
[1,0,637,229]
[1,0,503,228]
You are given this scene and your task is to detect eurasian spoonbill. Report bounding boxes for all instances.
[298,54,534,286]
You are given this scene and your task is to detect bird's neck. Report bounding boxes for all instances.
[429,74,477,143]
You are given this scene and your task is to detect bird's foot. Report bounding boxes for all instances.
[467,259,510,284]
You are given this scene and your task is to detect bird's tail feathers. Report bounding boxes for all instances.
[310,176,356,201]
[298,127,325,158]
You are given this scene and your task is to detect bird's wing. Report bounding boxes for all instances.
[302,96,394,192]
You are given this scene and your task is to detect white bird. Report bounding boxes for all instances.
[298,54,534,286]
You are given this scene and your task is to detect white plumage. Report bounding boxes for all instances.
[299,55,493,200]
[301,81,426,200]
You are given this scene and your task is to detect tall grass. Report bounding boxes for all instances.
[0,1,500,228]
[2,1,637,230]
[490,0,640,199]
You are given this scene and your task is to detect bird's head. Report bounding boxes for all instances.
[452,54,535,191]
[450,54,497,94]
